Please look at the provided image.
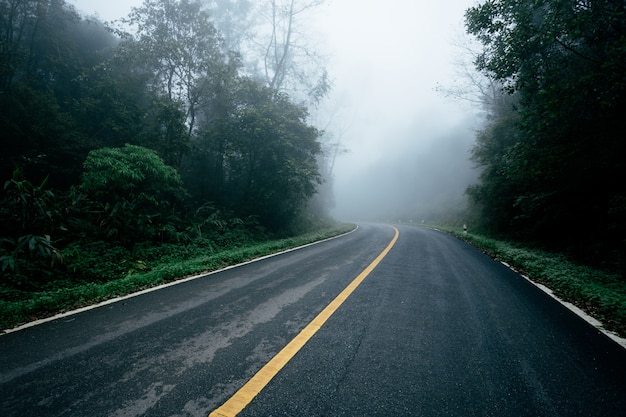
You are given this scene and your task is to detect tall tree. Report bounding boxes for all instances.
[0,0,117,188]
[261,0,329,105]
[465,0,626,259]
[205,0,330,106]
[199,78,322,229]
[204,0,255,53]
[119,0,235,166]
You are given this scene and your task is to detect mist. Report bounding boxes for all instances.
[330,115,478,222]
[71,0,481,225]
[309,0,481,223]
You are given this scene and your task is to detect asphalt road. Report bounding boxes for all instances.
[1,224,625,416]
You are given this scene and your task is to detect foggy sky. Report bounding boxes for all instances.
[72,0,481,222]
[310,0,480,221]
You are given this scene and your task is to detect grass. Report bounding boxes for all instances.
[5,222,625,340]
[433,225,626,338]
[0,223,356,332]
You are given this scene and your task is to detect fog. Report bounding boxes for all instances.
[308,0,480,222]
[72,0,480,223]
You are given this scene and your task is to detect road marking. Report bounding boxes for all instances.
[499,261,626,350]
[1,227,358,336]
[209,226,399,417]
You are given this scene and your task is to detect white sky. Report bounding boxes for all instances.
[70,0,481,220]
[311,1,478,157]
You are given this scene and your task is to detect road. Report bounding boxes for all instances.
[1,224,625,416]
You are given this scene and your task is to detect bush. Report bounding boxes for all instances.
[80,144,187,244]
[0,169,63,286]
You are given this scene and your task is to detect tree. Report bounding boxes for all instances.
[205,0,330,106]
[0,1,133,189]
[119,0,236,166]
[1,1,86,187]
[203,0,256,53]
[465,0,626,263]
[435,34,516,120]
[71,62,145,150]
[121,0,231,127]
[262,0,330,105]
[199,79,322,229]
[466,109,525,235]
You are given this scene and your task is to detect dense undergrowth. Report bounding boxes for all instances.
[436,225,626,339]
[0,222,355,331]
[4,221,624,340]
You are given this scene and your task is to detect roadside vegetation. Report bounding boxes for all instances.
[459,0,626,276]
[417,1,626,341]
[2,0,625,343]
[0,222,355,331]
[0,0,343,332]
[435,225,626,339]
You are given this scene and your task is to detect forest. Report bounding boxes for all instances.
[0,0,333,291]
[463,0,626,274]
[1,0,625,301]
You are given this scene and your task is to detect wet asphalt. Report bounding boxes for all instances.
[1,224,625,416]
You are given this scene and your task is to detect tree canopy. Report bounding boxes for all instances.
[464,0,626,268]
[0,0,328,282]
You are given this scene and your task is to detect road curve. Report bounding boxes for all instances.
[1,224,625,416]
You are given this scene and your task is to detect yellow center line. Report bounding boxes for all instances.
[209,226,400,417]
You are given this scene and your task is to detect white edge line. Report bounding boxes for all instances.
[426,226,626,351]
[1,226,359,336]
[499,261,626,351]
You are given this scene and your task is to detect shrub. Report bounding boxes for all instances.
[80,144,187,244]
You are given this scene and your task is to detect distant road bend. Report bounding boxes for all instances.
[1,224,625,416]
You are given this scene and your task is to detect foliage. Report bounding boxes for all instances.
[0,0,121,188]
[71,60,146,150]
[80,144,187,243]
[465,107,525,234]
[435,226,626,337]
[0,223,355,330]
[122,0,226,105]
[224,83,322,228]
[190,78,323,230]
[0,0,327,234]
[0,0,332,328]
[118,0,239,168]
[464,0,626,268]
[0,170,62,283]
